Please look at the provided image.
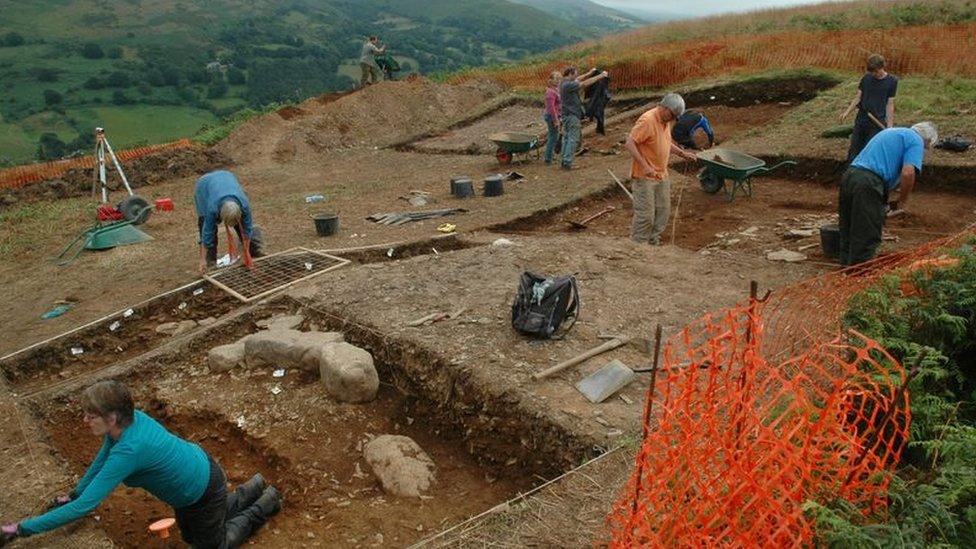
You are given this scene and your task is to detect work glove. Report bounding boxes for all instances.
[45,494,72,511]
[0,523,20,546]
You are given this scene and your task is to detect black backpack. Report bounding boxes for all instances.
[511,271,580,339]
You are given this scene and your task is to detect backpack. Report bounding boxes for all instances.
[511,271,580,339]
[935,136,971,152]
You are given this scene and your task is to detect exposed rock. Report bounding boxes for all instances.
[155,319,198,336]
[209,343,245,372]
[243,329,342,371]
[766,248,807,262]
[255,314,304,331]
[198,316,218,327]
[319,342,379,403]
[363,435,436,498]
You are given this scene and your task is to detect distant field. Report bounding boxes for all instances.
[0,106,216,164]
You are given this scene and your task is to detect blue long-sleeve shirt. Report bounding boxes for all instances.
[20,410,210,536]
[194,170,253,248]
[672,111,715,147]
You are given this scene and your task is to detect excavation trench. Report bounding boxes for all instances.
[23,295,583,547]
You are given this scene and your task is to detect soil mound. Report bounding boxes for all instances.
[217,78,502,165]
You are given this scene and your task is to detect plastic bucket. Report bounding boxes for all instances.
[451,178,474,198]
[820,224,840,259]
[483,174,504,197]
[313,213,339,236]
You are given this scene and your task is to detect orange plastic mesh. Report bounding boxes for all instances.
[0,138,194,191]
[608,225,976,547]
[451,23,976,91]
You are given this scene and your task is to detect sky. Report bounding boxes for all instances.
[593,0,826,20]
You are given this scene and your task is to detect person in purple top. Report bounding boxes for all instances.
[543,71,562,165]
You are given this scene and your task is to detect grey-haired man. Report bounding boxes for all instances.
[624,93,697,245]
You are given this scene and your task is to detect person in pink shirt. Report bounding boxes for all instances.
[543,71,562,164]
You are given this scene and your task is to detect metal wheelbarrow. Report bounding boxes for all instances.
[56,206,154,266]
[696,148,796,202]
[488,132,540,165]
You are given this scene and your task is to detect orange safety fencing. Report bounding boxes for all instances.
[607,224,976,546]
[453,23,976,91]
[0,139,195,191]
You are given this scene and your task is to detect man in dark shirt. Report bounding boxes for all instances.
[840,54,898,161]
[671,110,715,150]
[559,67,608,170]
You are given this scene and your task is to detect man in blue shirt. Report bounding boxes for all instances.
[1,380,281,548]
[194,170,262,274]
[671,110,716,150]
[838,122,937,265]
[559,66,609,170]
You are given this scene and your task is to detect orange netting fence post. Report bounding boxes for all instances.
[607,300,911,547]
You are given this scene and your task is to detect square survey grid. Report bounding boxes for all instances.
[204,247,349,302]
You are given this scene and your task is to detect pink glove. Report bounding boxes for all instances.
[0,523,19,544]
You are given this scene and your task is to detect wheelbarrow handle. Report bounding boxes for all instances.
[754,160,797,175]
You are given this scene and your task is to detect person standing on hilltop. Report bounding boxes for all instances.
[360,36,386,88]
[624,93,698,246]
[840,54,898,161]
[543,71,562,165]
[559,67,608,170]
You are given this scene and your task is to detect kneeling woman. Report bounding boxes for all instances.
[1,380,281,548]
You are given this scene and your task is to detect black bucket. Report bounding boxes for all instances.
[451,178,474,198]
[313,213,339,236]
[820,224,840,259]
[483,174,504,197]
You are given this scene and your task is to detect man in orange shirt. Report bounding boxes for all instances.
[624,93,697,245]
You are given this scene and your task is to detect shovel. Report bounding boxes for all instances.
[567,206,615,230]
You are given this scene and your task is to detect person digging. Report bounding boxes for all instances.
[838,122,938,265]
[195,170,263,275]
[0,380,282,548]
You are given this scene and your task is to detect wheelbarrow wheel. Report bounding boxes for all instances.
[698,170,724,194]
[118,195,151,225]
[496,148,513,165]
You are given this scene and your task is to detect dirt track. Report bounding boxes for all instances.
[2,75,975,547]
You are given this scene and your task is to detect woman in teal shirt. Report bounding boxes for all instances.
[1,381,282,548]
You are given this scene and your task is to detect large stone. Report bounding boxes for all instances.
[319,343,379,403]
[363,435,436,498]
[209,343,245,373]
[155,319,198,336]
[242,329,344,371]
[766,248,807,263]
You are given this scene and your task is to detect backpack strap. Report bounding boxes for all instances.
[551,274,581,339]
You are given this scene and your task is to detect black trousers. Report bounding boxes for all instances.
[847,118,883,162]
[197,218,261,265]
[174,456,269,549]
[838,167,887,266]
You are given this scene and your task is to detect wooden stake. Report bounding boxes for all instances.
[632,324,663,515]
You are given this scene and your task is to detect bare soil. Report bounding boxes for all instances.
[2,73,975,548]
[410,105,546,155]
[32,318,534,549]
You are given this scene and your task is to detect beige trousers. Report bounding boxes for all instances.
[631,178,671,244]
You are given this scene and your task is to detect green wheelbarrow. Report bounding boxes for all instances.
[696,148,796,202]
[489,132,540,165]
[56,212,153,266]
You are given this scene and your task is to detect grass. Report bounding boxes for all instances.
[0,196,93,260]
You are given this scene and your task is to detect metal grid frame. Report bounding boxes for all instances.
[204,247,349,302]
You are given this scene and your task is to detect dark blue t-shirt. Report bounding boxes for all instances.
[856,72,898,124]
[559,79,583,118]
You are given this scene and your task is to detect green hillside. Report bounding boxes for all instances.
[510,0,646,32]
[0,0,618,165]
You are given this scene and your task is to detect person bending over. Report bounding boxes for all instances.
[838,122,937,265]
[195,170,263,274]
[1,380,282,548]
